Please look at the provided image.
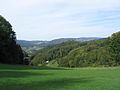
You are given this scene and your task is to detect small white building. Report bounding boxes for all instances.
[46,61,49,63]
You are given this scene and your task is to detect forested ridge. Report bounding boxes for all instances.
[31,32,120,67]
[17,37,101,54]
[31,41,84,65]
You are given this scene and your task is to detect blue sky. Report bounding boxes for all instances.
[0,0,120,40]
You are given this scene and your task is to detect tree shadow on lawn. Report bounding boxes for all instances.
[0,78,92,90]
[0,71,53,78]
[0,64,67,70]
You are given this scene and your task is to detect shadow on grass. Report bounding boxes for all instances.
[0,71,53,78]
[0,78,92,90]
[0,64,67,70]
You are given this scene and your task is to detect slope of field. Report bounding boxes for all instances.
[0,64,120,90]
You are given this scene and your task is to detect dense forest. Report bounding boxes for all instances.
[31,32,120,67]
[0,15,28,64]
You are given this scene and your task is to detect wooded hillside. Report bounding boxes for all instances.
[31,32,120,67]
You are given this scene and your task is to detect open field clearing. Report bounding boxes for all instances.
[0,64,120,90]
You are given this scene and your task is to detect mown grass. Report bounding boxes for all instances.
[0,64,120,90]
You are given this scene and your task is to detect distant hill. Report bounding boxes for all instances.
[16,40,47,47]
[17,37,103,53]
[16,40,47,54]
[18,37,102,46]
[44,37,101,46]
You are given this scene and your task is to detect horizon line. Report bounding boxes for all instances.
[17,36,108,41]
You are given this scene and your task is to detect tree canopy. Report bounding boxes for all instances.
[109,31,120,66]
[0,15,24,64]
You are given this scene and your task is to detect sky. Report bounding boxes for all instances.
[0,0,120,40]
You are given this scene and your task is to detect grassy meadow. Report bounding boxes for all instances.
[0,64,120,90]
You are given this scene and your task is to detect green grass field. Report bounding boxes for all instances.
[0,64,120,90]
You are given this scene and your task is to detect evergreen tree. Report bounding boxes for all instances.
[0,15,24,64]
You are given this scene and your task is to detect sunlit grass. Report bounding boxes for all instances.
[0,64,120,90]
